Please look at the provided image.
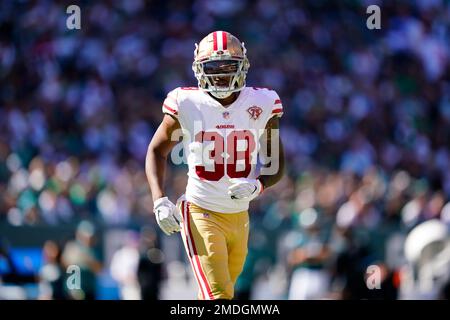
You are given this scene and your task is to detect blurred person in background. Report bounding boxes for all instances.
[137,226,164,300]
[110,231,141,300]
[328,226,372,300]
[287,208,331,300]
[38,240,66,300]
[61,220,102,300]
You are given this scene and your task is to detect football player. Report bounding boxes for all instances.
[146,31,285,300]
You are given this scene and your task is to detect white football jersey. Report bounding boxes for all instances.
[162,86,283,213]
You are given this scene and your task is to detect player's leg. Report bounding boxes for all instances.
[179,200,233,300]
[228,211,250,294]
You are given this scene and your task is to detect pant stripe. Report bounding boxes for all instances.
[181,201,212,299]
[181,201,206,299]
[185,201,214,300]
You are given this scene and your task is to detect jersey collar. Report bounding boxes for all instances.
[202,87,248,112]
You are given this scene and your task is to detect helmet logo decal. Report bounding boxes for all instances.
[247,106,263,120]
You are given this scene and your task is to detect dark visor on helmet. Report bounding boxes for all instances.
[203,60,239,75]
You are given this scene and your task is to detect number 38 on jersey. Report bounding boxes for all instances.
[193,129,257,181]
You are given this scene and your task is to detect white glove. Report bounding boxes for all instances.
[153,197,182,235]
[227,178,264,201]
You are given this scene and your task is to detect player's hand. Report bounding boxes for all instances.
[228,178,263,201]
[153,197,182,235]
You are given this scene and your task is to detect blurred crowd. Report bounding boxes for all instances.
[1,0,450,299]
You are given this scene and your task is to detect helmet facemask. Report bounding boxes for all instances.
[193,59,248,99]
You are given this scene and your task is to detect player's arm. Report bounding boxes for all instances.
[257,115,285,189]
[145,114,181,201]
[145,114,182,235]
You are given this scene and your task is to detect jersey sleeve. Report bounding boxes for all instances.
[162,88,179,118]
[270,91,284,118]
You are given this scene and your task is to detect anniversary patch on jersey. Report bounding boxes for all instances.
[247,106,263,120]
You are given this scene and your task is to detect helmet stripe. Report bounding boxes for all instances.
[216,31,223,50]
[213,31,218,51]
[222,31,227,50]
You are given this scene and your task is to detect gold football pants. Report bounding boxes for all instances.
[178,199,249,300]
